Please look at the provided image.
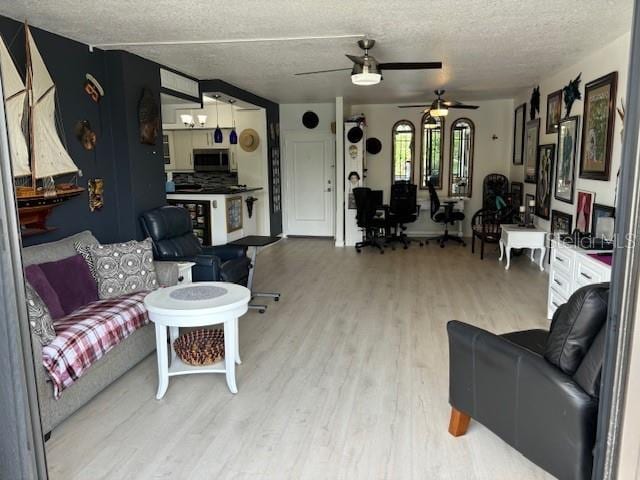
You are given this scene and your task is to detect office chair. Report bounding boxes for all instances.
[388,181,425,249]
[427,181,466,247]
[353,187,388,254]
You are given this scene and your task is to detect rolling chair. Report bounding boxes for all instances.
[353,187,388,254]
[388,181,425,249]
[427,181,466,247]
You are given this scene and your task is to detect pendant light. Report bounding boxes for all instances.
[213,94,223,143]
[229,99,238,144]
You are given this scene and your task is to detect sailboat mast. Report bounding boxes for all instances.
[25,22,35,191]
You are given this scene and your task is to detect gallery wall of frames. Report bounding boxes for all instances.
[509,31,631,242]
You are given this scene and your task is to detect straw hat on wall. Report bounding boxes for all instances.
[239,128,260,152]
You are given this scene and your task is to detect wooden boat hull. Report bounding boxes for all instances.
[18,186,84,237]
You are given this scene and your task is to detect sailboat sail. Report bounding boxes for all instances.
[26,27,79,180]
[0,35,30,177]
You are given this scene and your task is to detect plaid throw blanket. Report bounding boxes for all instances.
[42,291,150,399]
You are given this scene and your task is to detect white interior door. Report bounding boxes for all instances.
[284,134,335,236]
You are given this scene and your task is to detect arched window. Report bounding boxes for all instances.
[420,114,444,189]
[391,120,415,183]
[449,118,475,197]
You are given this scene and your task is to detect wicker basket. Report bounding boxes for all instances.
[173,328,225,366]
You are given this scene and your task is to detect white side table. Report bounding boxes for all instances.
[176,261,195,284]
[498,224,547,271]
[144,282,251,398]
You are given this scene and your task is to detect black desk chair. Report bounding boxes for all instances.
[388,182,425,249]
[427,181,466,247]
[353,187,388,254]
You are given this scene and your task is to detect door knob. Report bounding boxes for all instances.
[326,188,332,192]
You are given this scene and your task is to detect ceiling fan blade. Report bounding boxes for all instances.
[294,68,352,76]
[443,100,479,109]
[398,104,430,108]
[346,54,365,65]
[448,104,479,109]
[378,62,442,70]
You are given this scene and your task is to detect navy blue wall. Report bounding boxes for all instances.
[0,16,167,246]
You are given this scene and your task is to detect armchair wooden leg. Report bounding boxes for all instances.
[448,407,471,437]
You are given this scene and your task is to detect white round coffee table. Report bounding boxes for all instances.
[144,282,251,398]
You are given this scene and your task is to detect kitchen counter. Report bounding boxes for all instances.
[167,188,263,245]
[171,187,263,195]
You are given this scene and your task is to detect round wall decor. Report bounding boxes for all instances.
[302,111,319,129]
[366,137,382,155]
[347,126,363,143]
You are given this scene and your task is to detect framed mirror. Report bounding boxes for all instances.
[449,118,475,197]
[391,120,415,183]
[420,114,444,189]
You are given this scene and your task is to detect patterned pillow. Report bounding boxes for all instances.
[89,239,158,299]
[74,240,98,280]
[25,283,56,345]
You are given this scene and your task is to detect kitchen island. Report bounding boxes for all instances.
[167,187,263,245]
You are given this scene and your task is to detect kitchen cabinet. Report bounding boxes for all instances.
[191,130,214,148]
[170,130,194,171]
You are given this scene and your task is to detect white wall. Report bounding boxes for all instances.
[236,109,270,236]
[510,32,631,232]
[350,100,514,235]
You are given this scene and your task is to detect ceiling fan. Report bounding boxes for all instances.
[294,38,442,86]
[399,89,479,120]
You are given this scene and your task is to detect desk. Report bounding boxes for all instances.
[229,235,281,313]
[498,224,546,271]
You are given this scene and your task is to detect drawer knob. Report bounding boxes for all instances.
[178,275,184,282]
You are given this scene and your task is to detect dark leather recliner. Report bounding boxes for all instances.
[140,206,251,285]
[447,283,609,480]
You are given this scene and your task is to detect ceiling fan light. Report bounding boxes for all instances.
[430,108,449,117]
[180,114,193,126]
[197,114,207,126]
[351,72,381,86]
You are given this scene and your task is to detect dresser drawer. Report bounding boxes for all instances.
[575,261,605,286]
[550,269,572,298]
[548,289,568,319]
[551,247,574,275]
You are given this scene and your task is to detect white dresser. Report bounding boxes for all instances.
[547,240,612,319]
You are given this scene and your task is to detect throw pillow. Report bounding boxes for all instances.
[24,264,65,320]
[89,239,158,299]
[74,240,98,280]
[39,254,99,315]
[25,283,56,345]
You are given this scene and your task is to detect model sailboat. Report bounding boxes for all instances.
[0,25,83,236]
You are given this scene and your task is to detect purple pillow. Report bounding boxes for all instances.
[24,265,65,320]
[38,254,98,315]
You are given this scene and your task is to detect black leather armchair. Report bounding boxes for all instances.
[140,206,251,285]
[447,283,609,480]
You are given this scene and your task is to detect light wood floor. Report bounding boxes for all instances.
[46,239,554,480]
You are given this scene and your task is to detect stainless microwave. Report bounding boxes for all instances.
[193,149,229,172]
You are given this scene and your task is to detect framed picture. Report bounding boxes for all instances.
[551,210,573,238]
[555,115,579,204]
[510,181,523,211]
[535,144,555,220]
[592,203,615,240]
[512,103,526,165]
[226,196,243,232]
[524,118,540,183]
[546,90,562,134]
[580,72,618,180]
[575,190,595,233]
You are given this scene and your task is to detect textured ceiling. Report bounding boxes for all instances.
[0,0,633,104]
